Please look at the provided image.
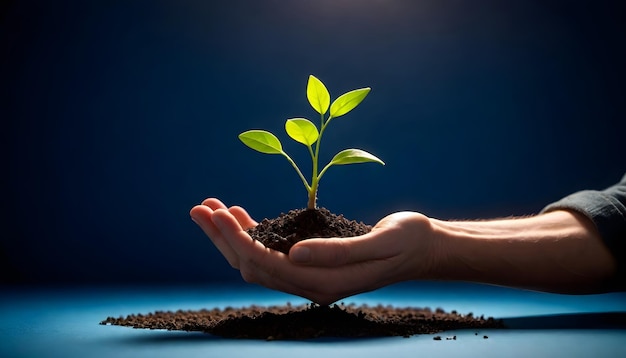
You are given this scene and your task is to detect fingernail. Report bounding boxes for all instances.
[290,246,311,263]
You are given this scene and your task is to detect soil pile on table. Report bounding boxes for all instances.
[100,303,504,340]
[246,207,372,254]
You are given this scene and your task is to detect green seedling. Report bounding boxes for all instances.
[238,75,384,209]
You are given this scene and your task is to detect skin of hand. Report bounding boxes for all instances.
[190,198,618,305]
[189,198,439,305]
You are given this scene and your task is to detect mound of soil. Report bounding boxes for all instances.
[100,303,504,340]
[246,207,372,254]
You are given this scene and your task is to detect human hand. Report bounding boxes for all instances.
[190,199,439,305]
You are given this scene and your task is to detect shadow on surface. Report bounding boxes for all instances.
[503,312,626,330]
[116,330,391,345]
[118,331,223,344]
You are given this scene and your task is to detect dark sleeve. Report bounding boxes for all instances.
[541,173,626,290]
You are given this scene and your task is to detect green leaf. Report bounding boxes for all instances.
[329,87,371,118]
[329,149,385,166]
[285,118,319,146]
[306,75,330,115]
[238,130,283,154]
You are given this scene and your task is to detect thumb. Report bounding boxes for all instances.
[288,231,397,267]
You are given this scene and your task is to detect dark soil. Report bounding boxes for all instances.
[246,207,372,254]
[100,303,504,340]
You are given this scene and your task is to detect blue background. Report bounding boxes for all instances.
[2,0,625,285]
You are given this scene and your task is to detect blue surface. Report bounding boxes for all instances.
[1,283,625,358]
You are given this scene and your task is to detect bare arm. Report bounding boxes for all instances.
[428,210,618,294]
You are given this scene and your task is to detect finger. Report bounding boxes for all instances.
[189,205,239,268]
[212,208,268,258]
[202,198,228,210]
[200,199,258,230]
[288,230,400,267]
[228,206,258,230]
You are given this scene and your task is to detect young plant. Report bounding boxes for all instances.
[238,75,384,209]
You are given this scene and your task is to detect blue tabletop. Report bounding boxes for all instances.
[1,282,625,358]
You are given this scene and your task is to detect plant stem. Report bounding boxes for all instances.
[307,187,317,209]
[307,113,332,209]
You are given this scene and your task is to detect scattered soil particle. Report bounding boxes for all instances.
[246,207,372,254]
[101,303,504,340]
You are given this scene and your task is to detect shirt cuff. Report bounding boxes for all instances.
[541,182,626,290]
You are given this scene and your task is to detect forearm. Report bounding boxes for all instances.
[427,210,618,293]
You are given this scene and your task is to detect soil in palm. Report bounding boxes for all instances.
[246,207,372,254]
